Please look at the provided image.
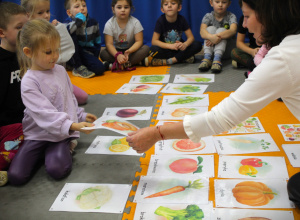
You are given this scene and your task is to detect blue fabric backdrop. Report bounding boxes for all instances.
[3,0,242,46]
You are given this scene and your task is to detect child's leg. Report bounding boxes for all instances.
[174,41,202,63]
[213,27,228,60]
[231,47,253,68]
[128,45,150,66]
[8,140,47,185]
[148,45,176,66]
[68,34,84,69]
[45,139,72,180]
[99,49,115,64]
[81,50,106,76]
[203,26,217,58]
[72,84,88,105]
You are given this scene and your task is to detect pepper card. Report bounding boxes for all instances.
[173,74,215,83]
[85,136,142,156]
[161,94,209,107]
[134,176,209,204]
[214,179,294,209]
[116,83,163,94]
[156,106,208,120]
[134,202,213,220]
[147,155,214,178]
[218,156,289,179]
[219,117,265,134]
[155,137,216,155]
[49,183,132,213]
[101,107,153,120]
[129,75,170,84]
[213,133,280,155]
[160,83,208,95]
[278,124,300,141]
[211,208,294,220]
[282,144,300,167]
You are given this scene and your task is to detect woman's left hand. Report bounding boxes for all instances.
[86,113,97,123]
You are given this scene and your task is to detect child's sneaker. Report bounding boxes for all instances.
[151,58,167,66]
[198,59,212,72]
[140,57,149,67]
[72,65,95,78]
[103,61,110,71]
[0,171,8,186]
[184,56,195,64]
[211,60,222,73]
[232,60,246,68]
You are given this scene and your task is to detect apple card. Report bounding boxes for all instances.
[278,124,300,141]
[156,106,208,120]
[50,183,132,213]
[116,83,163,94]
[134,202,213,220]
[282,144,300,167]
[211,208,294,220]
[219,117,265,134]
[85,136,142,156]
[147,155,214,178]
[161,94,209,107]
[129,75,170,84]
[218,156,289,179]
[155,137,216,155]
[160,83,208,95]
[101,107,152,120]
[173,74,215,83]
[134,176,209,204]
[213,133,280,155]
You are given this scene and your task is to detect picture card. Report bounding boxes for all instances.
[155,137,216,155]
[213,133,280,155]
[161,94,209,107]
[156,106,208,120]
[173,74,215,83]
[282,144,300,167]
[218,156,289,179]
[278,124,300,141]
[85,136,142,156]
[101,107,153,120]
[134,176,209,204]
[50,183,132,213]
[134,202,213,220]
[147,155,214,178]
[160,83,208,95]
[211,208,294,220]
[214,179,294,209]
[219,117,265,134]
[116,83,163,94]
[129,75,170,84]
[156,120,179,126]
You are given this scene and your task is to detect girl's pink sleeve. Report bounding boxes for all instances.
[254,44,270,66]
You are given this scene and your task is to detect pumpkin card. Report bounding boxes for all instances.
[173,74,215,83]
[282,144,300,167]
[134,176,209,204]
[156,106,208,120]
[50,183,132,213]
[161,94,209,107]
[85,136,142,156]
[214,179,294,209]
[160,83,208,95]
[134,202,213,220]
[101,107,153,120]
[129,75,170,84]
[211,208,294,220]
[219,117,265,134]
[116,83,163,94]
[278,124,300,141]
[155,137,216,155]
[213,133,280,155]
[218,156,289,179]
[147,155,214,178]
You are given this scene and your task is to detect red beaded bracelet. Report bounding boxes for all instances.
[156,125,164,143]
[114,51,123,59]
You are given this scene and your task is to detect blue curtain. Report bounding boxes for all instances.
[3,0,243,46]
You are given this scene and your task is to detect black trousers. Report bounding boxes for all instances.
[288,172,300,208]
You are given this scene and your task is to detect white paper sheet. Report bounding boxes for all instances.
[101,107,153,120]
[116,83,163,94]
[156,106,208,120]
[173,74,215,83]
[278,124,300,141]
[129,75,170,83]
[160,83,208,94]
[161,94,209,107]
[282,144,300,167]
[219,117,265,134]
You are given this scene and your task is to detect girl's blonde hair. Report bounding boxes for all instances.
[21,0,49,19]
[17,19,60,77]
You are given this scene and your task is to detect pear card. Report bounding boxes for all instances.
[282,144,300,167]
[116,83,163,94]
[173,74,215,83]
[161,94,209,107]
[102,107,153,120]
[156,106,208,120]
[160,83,208,95]
[129,75,170,84]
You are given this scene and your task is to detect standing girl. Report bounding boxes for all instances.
[100,0,150,69]
[21,0,88,105]
[8,19,96,185]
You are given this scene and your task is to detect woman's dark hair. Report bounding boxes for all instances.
[240,0,256,10]
[111,0,135,12]
[255,0,300,47]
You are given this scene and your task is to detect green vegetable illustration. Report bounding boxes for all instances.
[174,85,201,93]
[154,204,204,220]
[194,77,211,82]
[140,75,164,82]
[170,96,204,105]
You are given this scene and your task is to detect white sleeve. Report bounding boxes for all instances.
[56,23,75,64]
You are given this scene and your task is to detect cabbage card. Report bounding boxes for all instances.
[156,106,208,120]
[116,83,163,94]
[218,156,289,179]
[129,75,170,84]
[101,107,153,120]
[160,83,208,95]
[214,179,294,209]
[85,136,142,156]
[155,137,216,155]
[211,208,294,220]
[173,74,215,83]
[134,176,209,204]
[134,202,213,220]
[213,133,280,155]
[50,183,131,213]
[219,117,265,134]
[278,124,300,141]
[282,144,300,167]
[161,94,209,107]
[147,155,214,178]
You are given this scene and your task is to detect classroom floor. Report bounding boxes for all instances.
[1,56,299,220]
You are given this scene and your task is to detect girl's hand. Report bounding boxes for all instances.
[252,48,260,57]
[51,19,59,26]
[117,54,128,64]
[124,50,130,60]
[70,122,95,134]
[86,113,97,123]
[206,40,214,47]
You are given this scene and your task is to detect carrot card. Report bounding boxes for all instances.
[219,117,265,134]
[129,75,170,84]
[173,74,215,83]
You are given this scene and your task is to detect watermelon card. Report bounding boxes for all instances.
[161,94,209,107]
[278,124,300,141]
